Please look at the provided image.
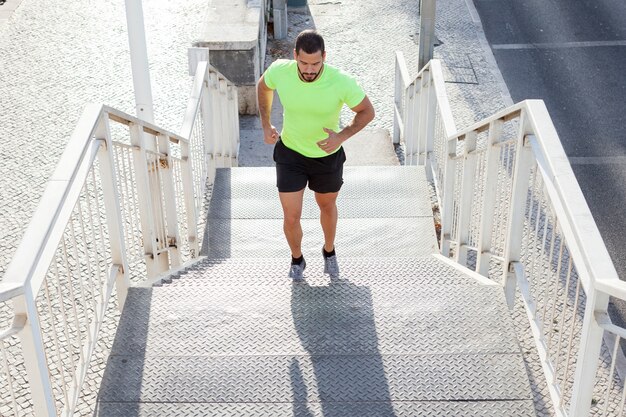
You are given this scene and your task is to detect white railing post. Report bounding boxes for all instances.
[129,123,169,278]
[440,139,458,257]
[501,111,533,308]
[423,68,438,179]
[227,84,239,167]
[180,140,200,258]
[393,52,408,145]
[405,81,419,165]
[96,116,130,308]
[476,119,504,276]
[416,68,430,165]
[14,295,56,416]
[157,133,182,268]
[209,72,223,171]
[218,78,229,168]
[454,131,478,266]
[201,70,216,184]
[569,289,610,416]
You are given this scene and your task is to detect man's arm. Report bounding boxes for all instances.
[318,95,375,154]
[257,75,279,144]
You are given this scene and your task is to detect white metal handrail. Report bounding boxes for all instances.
[0,61,238,416]
[395,52,626,416]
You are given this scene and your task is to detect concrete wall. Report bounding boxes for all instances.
[194,0,268,115]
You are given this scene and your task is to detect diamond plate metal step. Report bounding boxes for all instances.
[158,256,485,287]
[99,353,531,403]
[95,400,536,417]
[202,217,438,258]
[211,166,431,200]
[111,268,519,356]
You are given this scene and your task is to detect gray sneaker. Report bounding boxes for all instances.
[323,252,340,279]
[289,259,306,280]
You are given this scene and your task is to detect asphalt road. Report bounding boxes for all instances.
[473,0,626,284]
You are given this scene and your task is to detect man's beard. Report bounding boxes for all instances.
[298,65,322,82]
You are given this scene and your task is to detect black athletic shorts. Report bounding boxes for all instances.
[273,139,347,193]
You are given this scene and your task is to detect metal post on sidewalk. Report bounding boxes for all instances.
[418,0,436,71]
[124,0,155,123]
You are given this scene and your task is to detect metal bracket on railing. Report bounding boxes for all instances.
[95,138,108,150]
[0,314,27,341]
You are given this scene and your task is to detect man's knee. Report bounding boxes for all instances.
[316,193,338,212]
[283,212,302,228]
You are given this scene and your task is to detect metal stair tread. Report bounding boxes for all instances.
[98,353,533,404]
[95,400,536,416]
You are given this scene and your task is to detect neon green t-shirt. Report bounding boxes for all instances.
[263,59,366,158]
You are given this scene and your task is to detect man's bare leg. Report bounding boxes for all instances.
[315,191,339,252]
[279,189,306,257]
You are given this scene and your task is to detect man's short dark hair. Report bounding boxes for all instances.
[295,30,325,55]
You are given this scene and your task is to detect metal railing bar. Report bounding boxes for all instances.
[85,174,105,306]
[553,257,573,384]
[451,107,524,143]
[526,101,619,289]
[51,260,77,386]
[560,275,582,406]
[514,261,569,417]
[603,335,621,416]
[59,237,82,391]
[547,233,565,351]
[62,265,121,416]
[43,278,69,406]
[180,61,207,140]
[68,219,92,347]
[1,339,19,417]
[0,283,24,303]
[596,312,626,341]
[104,107,186,145]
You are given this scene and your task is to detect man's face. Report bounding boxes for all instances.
[294,49,326,82]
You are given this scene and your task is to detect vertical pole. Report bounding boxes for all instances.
[418,0,436,71]
[417,69,430,165]
[440,138,457,256]
[129,124,168,278]
[124,0,154,123]
[454,131,478,266]
[393,53,404,145]
[14,293,56,416]
[157,134,182,267]
[424,68,438,180]
[95,117,130,308]
[502,111,533,308]
[200,72,215,184]
[272,0,288,40]
[181,140,200,258]
[476,120,503,276]
[402,81,414,161]
[569,289,609,416]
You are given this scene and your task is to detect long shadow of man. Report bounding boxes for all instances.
[290,278,397,417]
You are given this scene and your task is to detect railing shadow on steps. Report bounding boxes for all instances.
[395,51,626,417]
[0,61,238,416]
